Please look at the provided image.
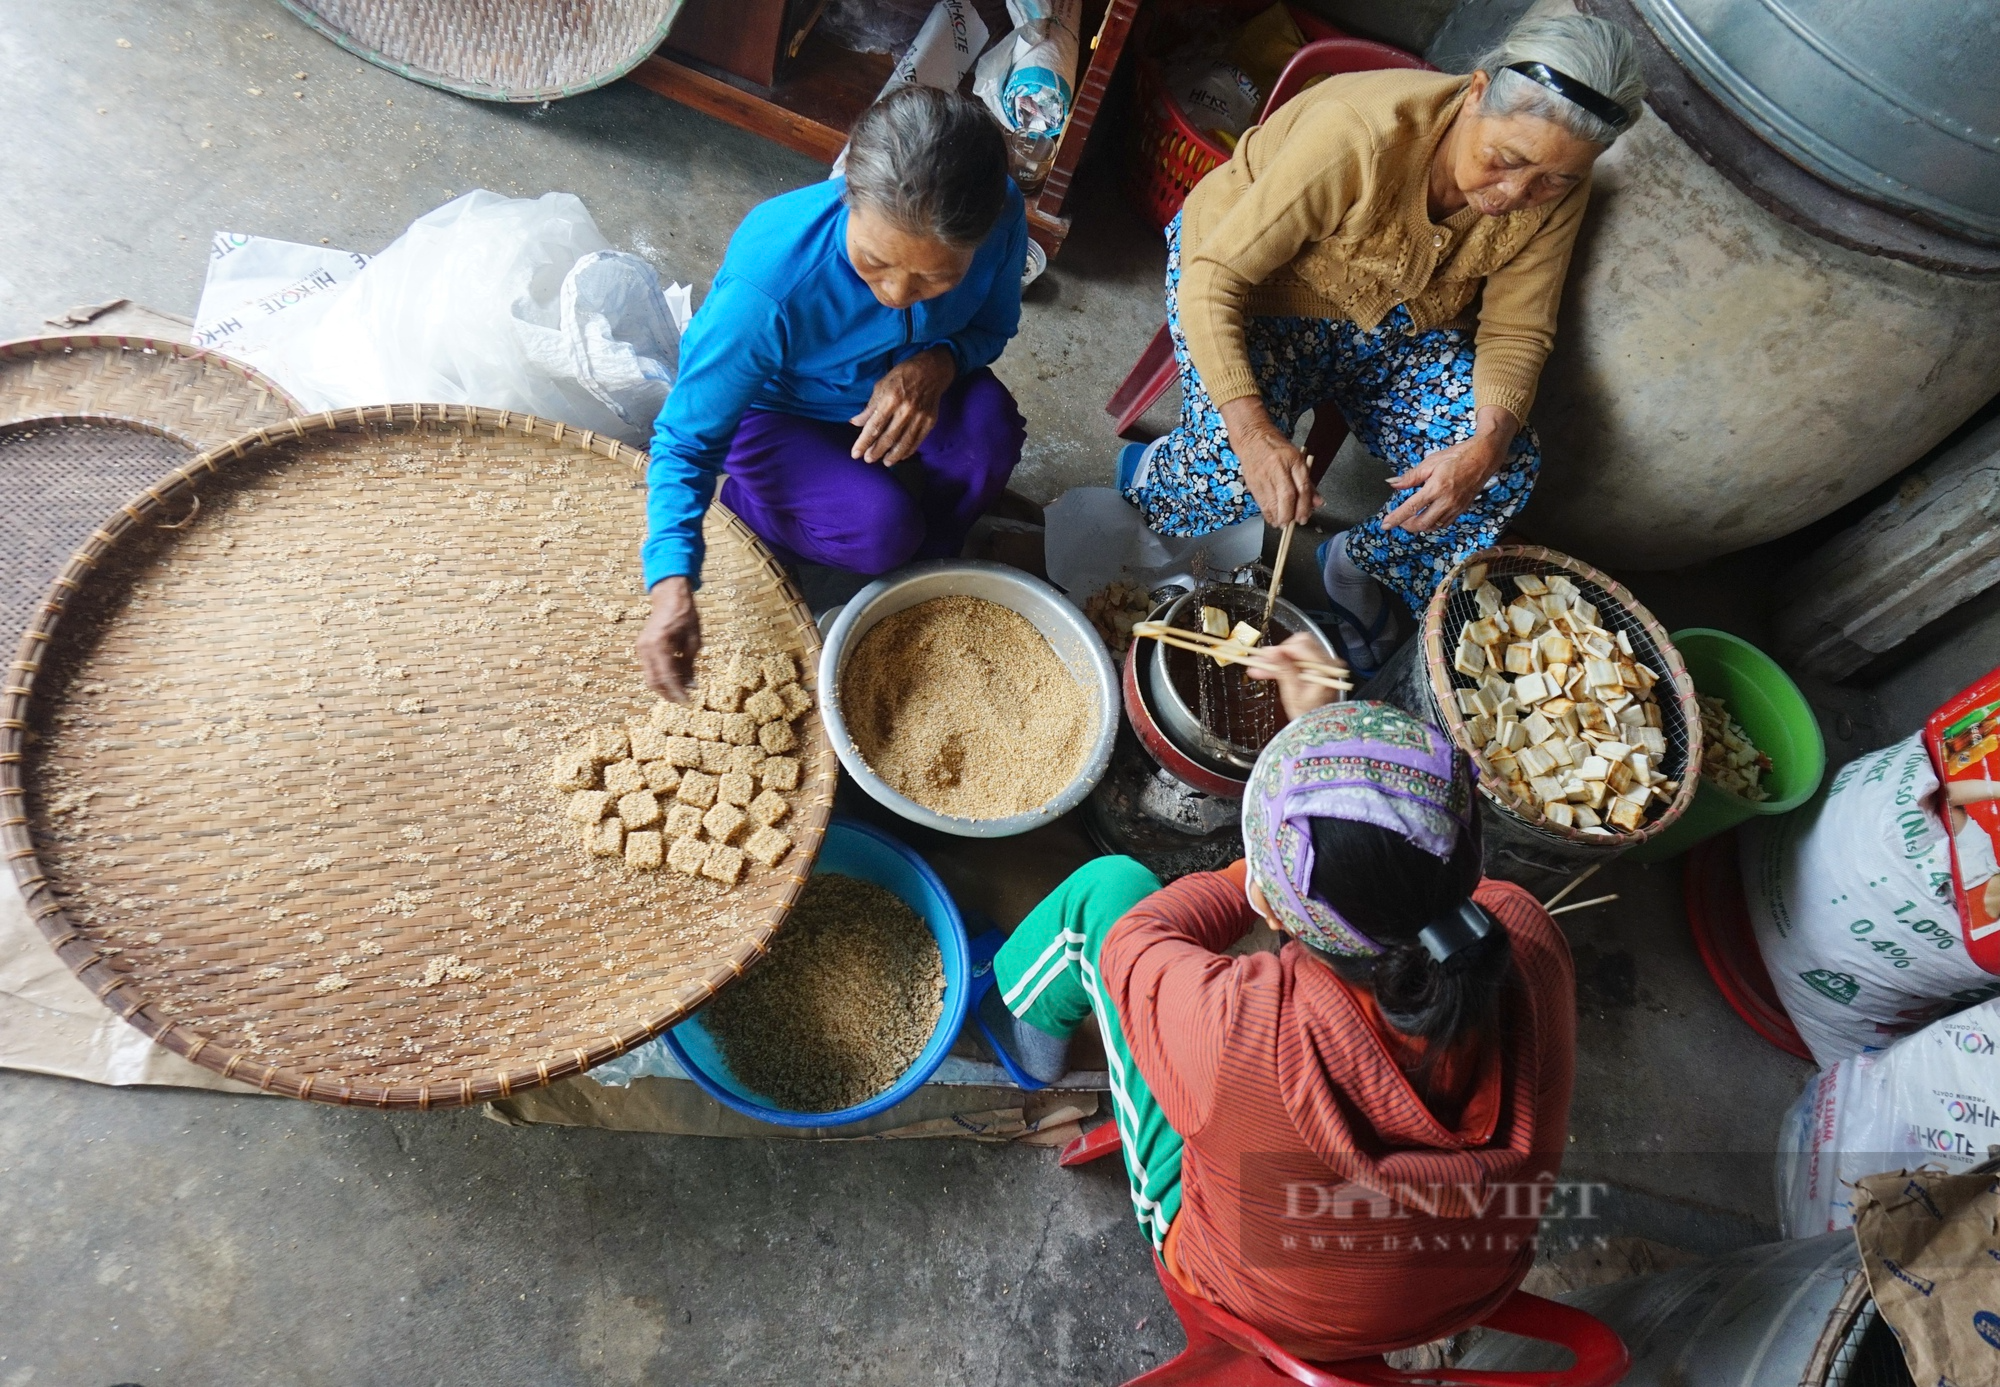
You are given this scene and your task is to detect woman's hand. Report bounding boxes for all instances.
[1247,633,1349,723]
[851,346,956,464]
[636,576,702,701]
[1220,397,1316,526]
[1382,405,1519,534]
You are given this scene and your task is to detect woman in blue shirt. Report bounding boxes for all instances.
[638,86,1029,699]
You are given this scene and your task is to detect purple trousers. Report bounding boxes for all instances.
[717,367,1026,575]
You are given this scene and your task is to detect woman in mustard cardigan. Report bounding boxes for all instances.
[1123,14,1644,671]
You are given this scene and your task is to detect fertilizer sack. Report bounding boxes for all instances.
[973,0,1081,135]
[1775,997,2000,1237]
[1742,730,1999,1068]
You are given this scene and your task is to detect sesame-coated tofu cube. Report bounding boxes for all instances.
[743,826,792,868]
[641,760,681,794]
[664,804,704,839]
[665,736,706,769]
[759,652,797,688]
[698,741,734,774]
[760,756,800,792]
[549,751,597,792]
[625,830,664,871]
[649,700,693,734]
[667,833,709,877]
[723,651,764,692]
[601,759,646,797]
[675,770,718,809]
[565,790,612,823]
[758,719,797,755]
[586,818,624,857]
[722,712,758,746]
[702,802,747,845]
[704,680,744,714]
[628,725,673,762]
[743,687,787,725]
[748,790,790,827]
[701,843,746,886]
[725,745,767,777]
[689,709,723,740]
[587,725,630,764]
[617,791,662,829]
[717,772,754,807]
[778,682,813,720]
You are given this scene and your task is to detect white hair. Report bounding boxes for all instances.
[1476,14,1646,145]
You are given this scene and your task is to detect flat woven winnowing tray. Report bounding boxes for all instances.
[0,405,835,1108]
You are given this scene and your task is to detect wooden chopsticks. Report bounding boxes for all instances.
[1132,620,1354,693]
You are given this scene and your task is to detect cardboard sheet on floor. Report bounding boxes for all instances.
[487,1074,1096,1144]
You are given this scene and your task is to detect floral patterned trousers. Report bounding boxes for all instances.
[1125,213,1542,614]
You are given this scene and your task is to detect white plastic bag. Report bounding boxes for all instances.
[1042,487,1263,600]
[192,234,371,358]
[1742,732,1998,1067]
[236,191,681,445]
[973,0,1081,135]
[1776,997,2000,1237]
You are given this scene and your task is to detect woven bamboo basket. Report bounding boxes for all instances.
[275,0,686,102]
[0,334,304,656]
[0,404,836,1108]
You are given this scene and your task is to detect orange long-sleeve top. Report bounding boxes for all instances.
[1100,864,1576,1359]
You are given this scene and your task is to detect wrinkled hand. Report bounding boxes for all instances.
[1220,397,1315,527]
[1382,406,1519,534]
[1246,633,1349,722]
[635,576,702,701]
[851,346,956,464]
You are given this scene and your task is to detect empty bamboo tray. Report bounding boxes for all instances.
[1,404,835,1108]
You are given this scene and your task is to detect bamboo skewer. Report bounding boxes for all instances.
[1547,893,1620,917]
[1261,520,1298,637]
[1540,861,1602,910]
[1132,620,1353,693]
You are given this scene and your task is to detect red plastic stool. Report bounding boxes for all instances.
[1107,37,1436,439]
[1060,1124,1630,1387]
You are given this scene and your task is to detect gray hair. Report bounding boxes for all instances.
[1476,14,1646,145]
[844,85,1009,248]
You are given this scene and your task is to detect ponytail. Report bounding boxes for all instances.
[1306,815,1512,1049]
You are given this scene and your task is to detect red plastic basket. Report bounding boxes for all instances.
[1125,3,1342,232]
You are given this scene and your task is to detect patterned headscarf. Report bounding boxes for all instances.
[1241,701,1477,957]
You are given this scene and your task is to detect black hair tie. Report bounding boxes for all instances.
[1502,61,1633,133]
[1417,899,1496,966]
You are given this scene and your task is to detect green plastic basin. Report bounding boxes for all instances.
[1625,628,1825,862]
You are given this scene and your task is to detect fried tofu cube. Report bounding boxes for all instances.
[585,818,624,857]
[549,751,597,792]
[665,804,704,839]
[1461,561,1489,590]
[1200,605,1231,637]
[1466,714,1496,746]
[602,759,646,797]
[1489,749,1520,781]
[1545,738,1575,769]
[629,725,673,762]
[642,760,681,794]
[698,741,734,774]
[1504,643,1536,676]
[1538,633,1574,667]
[665,736,706,769]
[1530,775,1567,804]
[703,802,747,845]
[1547,575,1578,599]
[1574,805,1601,829]
[748,789,791,827]
[778,683,813,720]
[743,687,788,725]
[617,791,662,829]
[704,680,744,714]
[1456,688,1485,717]
[760,756,800,792]
[743,826,792,868]
[588,726,630,764]
[1585,658,1623,690]
[1464,617,1504,648]
[1634,727,1667,757]
[1515,672,1552,705]
[1596,742,1633,765]
[1507,603,1541,638]
[721,712,758,746]
[565,790,612,823]
[1515,574,1548,597]
[702,842,746,886]
[724,745,767,777]
[667,832,710,877]
[1544,801,1575,829]
[1517,745,1556,778]
[649,699,693,734]
[717,772,755,807]
[1606,798,1647,832]
[759,652,797,688]
[689,709,723,741]
[1615,628,1635,656]
[675,770,718,809]
[758,719,797,754]
[1474,582,1504,619]
[1454,641,1487,679]
[625,830,664,871]
[1579,756,1611,782]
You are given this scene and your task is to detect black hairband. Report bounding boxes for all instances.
[1503,60,1632,133]
[1417,899,1495,964]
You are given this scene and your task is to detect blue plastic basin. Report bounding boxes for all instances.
[661,816,970,1128]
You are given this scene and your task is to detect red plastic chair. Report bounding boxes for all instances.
[1060,1125,1631,1387]
[1105,38,1438,439]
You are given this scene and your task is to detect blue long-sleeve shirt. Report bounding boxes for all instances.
[643,177,1027,589]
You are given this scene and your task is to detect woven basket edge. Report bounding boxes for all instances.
[0,333,307,419]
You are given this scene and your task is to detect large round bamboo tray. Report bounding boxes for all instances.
[0,404,836,1108]
[275,0,685,102]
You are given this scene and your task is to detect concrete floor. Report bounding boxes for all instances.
[0,2,1849,1383]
